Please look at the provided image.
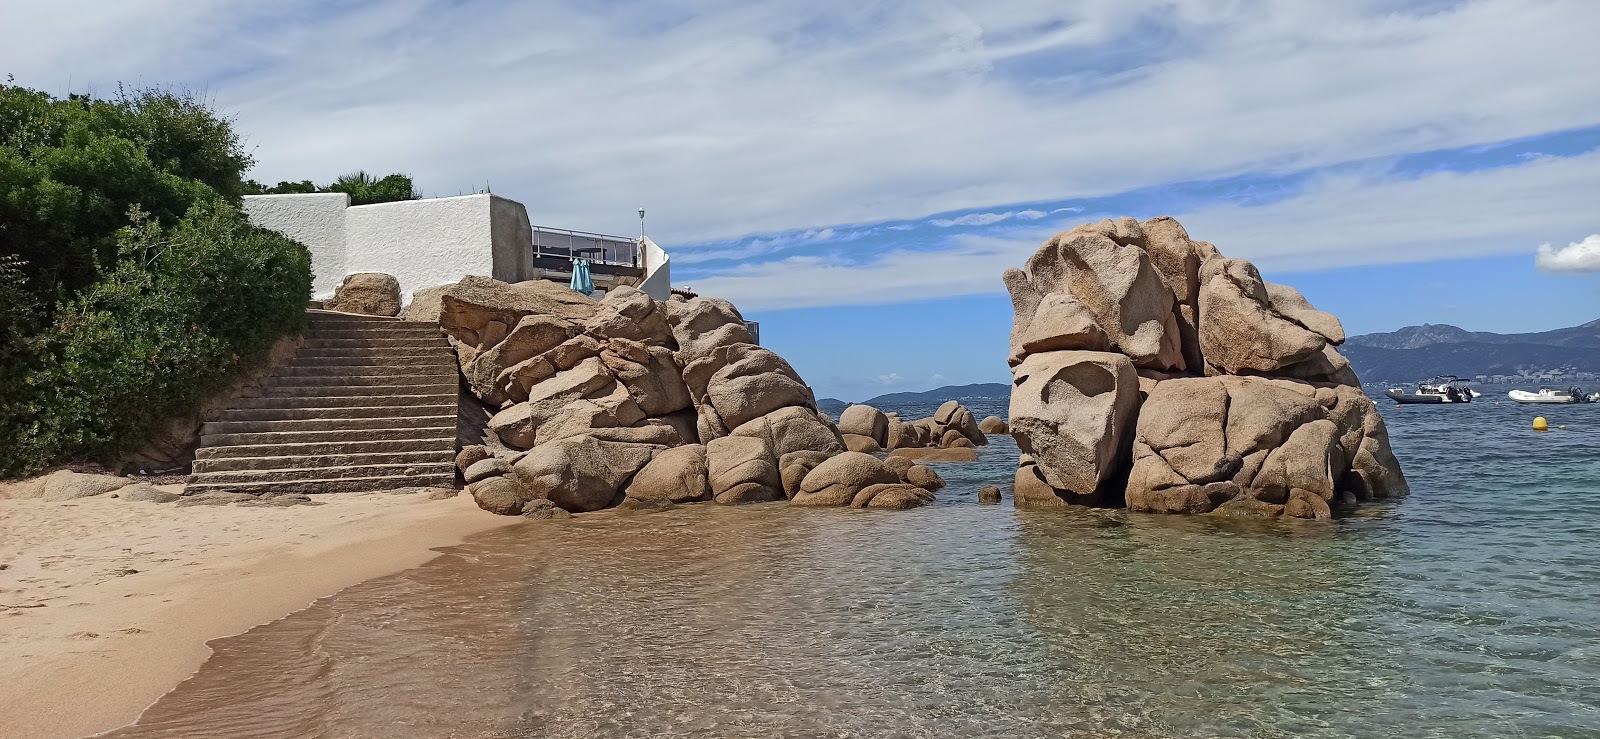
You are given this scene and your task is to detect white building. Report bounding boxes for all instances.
[242,193,671,303]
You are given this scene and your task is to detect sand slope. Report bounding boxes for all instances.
[0,489,520,739]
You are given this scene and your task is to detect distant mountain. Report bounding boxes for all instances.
[815,382,1012,415]
[862,382,1011,406]
[1343,319,1600,383]
[1345,319,1600,350]
[816,397,849,417]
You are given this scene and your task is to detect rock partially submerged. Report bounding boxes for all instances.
[835,399,989,454]
[1005,217,1405,519]
[433,279,935,515]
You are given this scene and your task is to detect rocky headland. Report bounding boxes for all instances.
[1005,216,1407,519]
[422,278,959,515]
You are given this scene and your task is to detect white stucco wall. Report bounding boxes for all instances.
[344,194,502,302]
[243,192,672,305]
[638,236,672,301]
[242,193,349,299]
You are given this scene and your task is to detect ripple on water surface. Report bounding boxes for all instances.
[108,398,1600,738]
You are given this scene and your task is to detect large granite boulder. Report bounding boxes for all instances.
[791,452,899,507]
[507,435,657,512]
[664,297,753,367]
[1005,219,1184,371]
[601,338,693,416]
[730,406,845,459]
[705,435,783,504]
[933,401,987,447]
[1009,350,1140,504]
[837,404,889,446]
[850,483,935,510]
[1005,216,1403,518]
[326,273,401,317]
[585,286,673,347]
[682,343,814,442]
[977,416,1008,434]
[625,444,711,503]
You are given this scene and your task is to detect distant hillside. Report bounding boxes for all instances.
[1346,319,1600,350]
[862,383,1011,406]
[817,382,1011,414]
[1344,319,1600,383]
[816,397,849,417]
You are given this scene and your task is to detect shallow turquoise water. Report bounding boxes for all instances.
[110,397,1600,738]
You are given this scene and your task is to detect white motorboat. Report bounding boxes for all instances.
[1388,376,1473,404]
[1507,388,1587,404]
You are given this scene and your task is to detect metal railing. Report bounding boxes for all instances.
[532,226,639,267]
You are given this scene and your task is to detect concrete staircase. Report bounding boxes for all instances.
[187,310,459,495]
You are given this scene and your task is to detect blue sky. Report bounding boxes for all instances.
[6,0,1598,399]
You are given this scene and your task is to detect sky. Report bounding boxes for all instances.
[6,0,1598,400]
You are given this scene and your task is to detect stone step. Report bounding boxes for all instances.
[192,461,457,484]
[296,347,451,359]
[260,382,458,398]
[202,415,457,436]
[286,355,457,369]
[185,472,456,496]
[235,393,457,411]
[192,449,455,474]
[307,317,437,329]
[201,425,457,448]
[196,436,452,460]
[216,403,457,423]
[303,328,445,340]
[264,373,459,388]
[278,364,458,379]
[301,338,451,350]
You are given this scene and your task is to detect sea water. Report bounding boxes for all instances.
[107,397,1600,738]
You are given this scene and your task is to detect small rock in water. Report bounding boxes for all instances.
[617,498,677,514]
[978,486,1002,504]
[521,499,572,520]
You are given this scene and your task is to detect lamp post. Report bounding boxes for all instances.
[638,208,646,240]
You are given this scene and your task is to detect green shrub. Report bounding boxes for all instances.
[0,83,311,477]
[244,170,419,205]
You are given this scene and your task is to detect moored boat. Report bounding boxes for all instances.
[1507,387,1590,404]
[1388,376,1473,404]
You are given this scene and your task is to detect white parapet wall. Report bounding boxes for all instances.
[637,236,672,301]
[241,193,350,298]
[244,192,670,304]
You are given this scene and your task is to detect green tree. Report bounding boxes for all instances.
[242,170,419,205]
[0,82,311,476]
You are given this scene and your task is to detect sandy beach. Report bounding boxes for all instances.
[0,488,521,739]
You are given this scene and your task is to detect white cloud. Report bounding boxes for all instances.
[1536,234,1600,273]
[1050,207,1083,214]
[4,1,1596,244]
[872,373,904,386]
[931,211,1013,227]
[1015,210,1048,220]
[886,224,915,231]
[693,151,1600,310]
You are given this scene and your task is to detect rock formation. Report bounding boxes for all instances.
[428,278,937,515]
[325,273,402,317]
[1005,217,1405,519]
[836,400,988,453]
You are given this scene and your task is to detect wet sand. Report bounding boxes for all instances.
[0,489,521,739]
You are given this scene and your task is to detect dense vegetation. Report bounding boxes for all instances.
[245,170,419,206]
[0,82,312,477]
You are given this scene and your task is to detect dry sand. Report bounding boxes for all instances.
[0,488,521,738]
